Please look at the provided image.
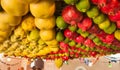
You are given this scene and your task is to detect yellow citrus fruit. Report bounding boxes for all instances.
[0,22,10,31]
[30,0,55,18]
[0,30,11,38]
[22,0,39,3]
[0,11,21,27]
[35,16,55,30]
[21,15,35,31]
[40,29,55,41]
[1,0,29,16]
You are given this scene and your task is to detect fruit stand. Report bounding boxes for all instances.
[0,0,120,69]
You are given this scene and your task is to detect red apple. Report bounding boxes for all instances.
[89,51,98,57]
[104,34,114,44]
[77,17,92,31]
[84,38,95,48]
[62,5,83,25]
[116,20,120,28]
[74,35,85,44]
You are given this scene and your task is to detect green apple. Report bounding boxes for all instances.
[64,0,78,5]
[87,6,99,18]
[93,13,106,24]
[56,31,65,42]
[68,25,77,32]
[104,22,116,34]
[98,18,111,30]
[114,30,120,41]
[76,0,90,12]
[68,40,76,46]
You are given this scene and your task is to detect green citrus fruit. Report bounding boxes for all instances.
[104,22,116,34]
[56,16,68,29]
[68,25,77,32]
[56,31,65,42]
[87,6,99,18]
[98,18,111,30]
[76,0,90,12]
[93,13,106,24]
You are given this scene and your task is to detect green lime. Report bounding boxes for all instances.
[93,13,106,24]
[76,0,90,12]
[68,40,76,46]
[86,6,99,18]
[104,22,116,34]
[56,16,68,29]
[98,18,111,30]
[56,31,65,42]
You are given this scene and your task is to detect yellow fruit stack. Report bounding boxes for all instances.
[31,0,59,56]
[0,0,58,58]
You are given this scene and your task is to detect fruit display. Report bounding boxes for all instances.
[52,0,120,68]
[0,0,120,69]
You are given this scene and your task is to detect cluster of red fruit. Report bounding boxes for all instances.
[45,0,120,61]
[92,0,120,28]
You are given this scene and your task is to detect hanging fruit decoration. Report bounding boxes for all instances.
[0,0,120,68]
